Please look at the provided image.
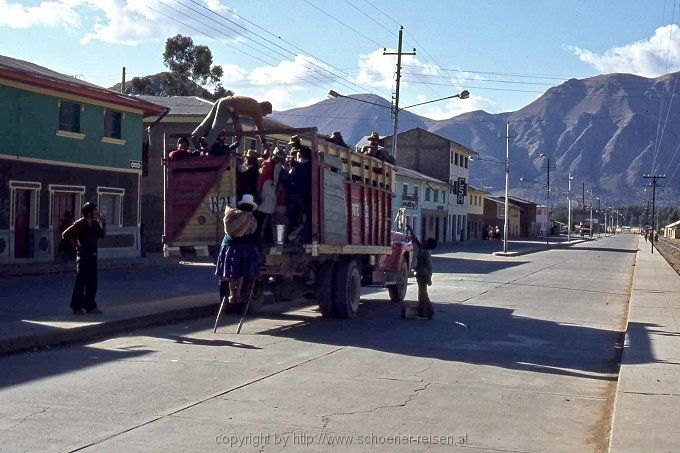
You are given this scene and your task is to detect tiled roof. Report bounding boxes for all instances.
[137,95,213,116]
[486,196,524,211]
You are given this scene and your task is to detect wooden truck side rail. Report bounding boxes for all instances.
[163,128,396,256]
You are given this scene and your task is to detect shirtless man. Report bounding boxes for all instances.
[191,96,273,148]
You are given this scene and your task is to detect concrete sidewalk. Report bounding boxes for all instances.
[609,243,680,451]
[0,253,184,278]
[0,262,219,354]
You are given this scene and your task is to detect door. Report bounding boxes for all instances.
[435,217,440,242]
[14,189,31,258]
[53,192,76,235]
[53,192,76,260]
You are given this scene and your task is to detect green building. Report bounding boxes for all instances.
[0,55,165,263]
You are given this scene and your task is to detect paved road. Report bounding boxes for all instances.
[0,236,638,452]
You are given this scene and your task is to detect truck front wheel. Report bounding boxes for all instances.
[335,260,361,319]
[388,260,409,304]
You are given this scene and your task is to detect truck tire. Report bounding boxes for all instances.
[388,260,409,304]
[316,261,337,318]
[335,260,361,319]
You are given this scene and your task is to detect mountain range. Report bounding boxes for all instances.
[270,72,680,205]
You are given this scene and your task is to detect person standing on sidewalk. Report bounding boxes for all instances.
[407,224,436,319]
[62,202,106,315]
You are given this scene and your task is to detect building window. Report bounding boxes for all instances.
[59,101,80,133]
[97,187,125,227]
[465,157,469,168]
[434,189,439,202]
[402,183,408,195]
[454,152,459,166]
[413,185,418,198]
[104,110,122,139]
[425,187,431,201]
[450,151,454,164]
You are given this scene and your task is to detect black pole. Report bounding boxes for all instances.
[546,157,550,246]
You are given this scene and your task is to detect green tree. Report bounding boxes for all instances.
[162,34,226,98]
[130,76,154,95]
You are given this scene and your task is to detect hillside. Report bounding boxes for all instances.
[271,72,680,204]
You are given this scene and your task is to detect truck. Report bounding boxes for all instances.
[162,127,412,318]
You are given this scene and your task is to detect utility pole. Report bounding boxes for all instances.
[643,174,666,253]
[546,156,550,246]
[502,121,513,253]
[567,172,573,243]
[121,67,126,93]
[384,27,416,162]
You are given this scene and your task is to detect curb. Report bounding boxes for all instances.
[492,238,589,257]
[0,303,219,355]
[0,258,198,279]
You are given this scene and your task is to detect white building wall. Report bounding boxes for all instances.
[448,143,471,241]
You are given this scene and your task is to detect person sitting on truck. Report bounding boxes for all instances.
[287,146,313,244]
[237,149,260,199]
[255,149,286,243]
[169,137,194,160]
[406,224,436,320]
[365,132,396,164]
[191,96,273,149]
[327,131,350,148]
[216,194,259,306]
[210,130,240,156]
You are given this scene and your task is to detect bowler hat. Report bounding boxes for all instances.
[288,135,300,145]
[237,194,258,210]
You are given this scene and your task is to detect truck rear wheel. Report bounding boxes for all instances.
[388,260,409,304]
[335,260,361,319]
[316,261,337,318]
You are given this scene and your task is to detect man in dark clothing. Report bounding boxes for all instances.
[210,130,240,156]
[287,145,313,243]
[62,202,106,315]
[365,132,396,164]
[237,149,260,199]
[407,224,436,319]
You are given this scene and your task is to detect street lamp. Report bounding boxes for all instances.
[328,89,470,161]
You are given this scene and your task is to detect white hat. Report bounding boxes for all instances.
[237,194,258,210]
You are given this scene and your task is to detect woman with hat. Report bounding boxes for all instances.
[216,194,260,305]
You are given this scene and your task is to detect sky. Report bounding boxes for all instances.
[1,0,680,119]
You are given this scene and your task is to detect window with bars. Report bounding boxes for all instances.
[59,101,80,133]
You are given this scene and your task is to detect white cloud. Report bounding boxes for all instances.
[569,24,680,77]
[220,63,248,83]
[412,93,498,120]
[0,0,80,28]
[0,0,242,46]
[355,48,440,89]
[247,55,332,86]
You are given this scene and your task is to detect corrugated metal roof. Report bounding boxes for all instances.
[0,54,165,115]
[487,196,524,212]
[396,166,448,186]
[664,219,680,228]
[137,95,213,116]
[0,54,105,91]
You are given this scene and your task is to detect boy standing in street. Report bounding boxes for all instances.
[62,202,106,315]
[407,225,436,319]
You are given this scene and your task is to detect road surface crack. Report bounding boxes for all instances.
[6,407,49,431]
[321,382,431,430]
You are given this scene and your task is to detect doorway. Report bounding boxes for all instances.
[14,189,31,258]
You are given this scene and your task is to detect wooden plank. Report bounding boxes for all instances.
[305,244,392,255]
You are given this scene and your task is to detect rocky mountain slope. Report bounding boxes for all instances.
[270,72,680,204]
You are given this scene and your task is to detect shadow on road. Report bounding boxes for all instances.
[432,256,528,274]
[253,298,655,382]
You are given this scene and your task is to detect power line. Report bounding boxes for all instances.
[301,0,384,48]
[173,0,385,96]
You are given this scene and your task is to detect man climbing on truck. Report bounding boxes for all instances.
[407,224,436,319]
